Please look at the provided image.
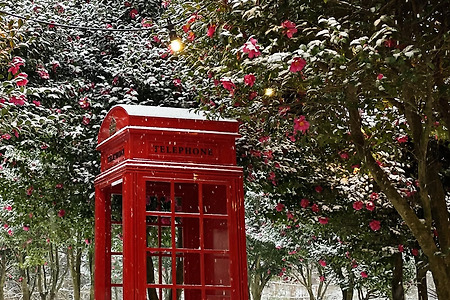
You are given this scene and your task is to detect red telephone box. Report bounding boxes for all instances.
[94,105,248,300]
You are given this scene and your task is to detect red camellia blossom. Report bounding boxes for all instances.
[398,244,404,252]
[319,276,325,282]
[187,31,195,41]
[207,24,216,37]
[339,152,349,159]
[244,74,256,87]
[1,133,11,140]
[242,38,261,59]
[318,217,329,225]
[26,186,33,196]
[361,271,368,278]
[275,203,285,212]
[248,91,258,100]
[411,248,419,256]
[311,203,320,213]
[82,116,91,125]
[281,20,297,38]
[353,201,364,210]
[16,73,29,87]
[377,73,384,80]
[366,201,375,211]
[300,198,309,208]
[369,192,379,200]
[10,95,26,106]
[37,67,50,79]
[141,18,152,28]
[319,259,327,267]
[396,135,408,143]
[57,209,66,217]
[78,97,90,109]
[129,8,138,19]
[32,100,41,106]
[293,115,310,134]
[220,79,236,94]
[315,185,323,193]
[384,39,396,48]
[289,57,307,73]
[8,57,25,75]
[369,220,381,231]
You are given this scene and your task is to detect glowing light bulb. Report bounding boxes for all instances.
[170,39,183,52]
[264,88,275,97]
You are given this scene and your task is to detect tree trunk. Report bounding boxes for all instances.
[68,247,82,300]
[416,258,428,300]
[391,253,405,300]
[0,252,5,300]
[88,248,95,300]
[147,254,158,300]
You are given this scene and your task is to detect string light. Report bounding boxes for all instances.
[264,88,275,97]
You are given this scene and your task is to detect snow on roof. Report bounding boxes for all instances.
[116,104,235,122]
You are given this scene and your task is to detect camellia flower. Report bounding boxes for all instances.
[220,79,236,94]
[173,78,182,86]
[319,259,327,267]
[293,115,310,134]
[318,217,329,225]
[286,211,294,219]
[242,38,261,59]
[315,185,323,193]
[377,73,384,80]
[129,8,138,19]
[340,152,349,159]
[311,203,319,213]
[52,61,60,72]
[32,100,41,106]
[82,116,90,126]
[361,271,368,278]
[78,97,90,109]
[411,248,419,256]
[1,133,11,140]
[16,73,29,87]
[275,203,285,212]
[289,57,307,73]
[26,186,33,196]
[23,226,30,231]
[244,74,256,87]
[319,276,325,282]
[37,67,50,79]
[398,244,404,253]
[369,192,379,200]
[207,24,216,37]
[187,31,195,41]
[369,219,381,231]
[366,201,375,211]
[353,201,364,210]
[141,18,152,28]
[281,20,297,38]
[57,209,66,218]
[8,57,25,75]
[300,198,309,208]
[396,135,408,143]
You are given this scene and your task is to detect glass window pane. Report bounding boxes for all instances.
[205,254,230,286]
[206,289,231,300]
[111,194,123,222]
[204,219,229,250]
[111,255,123,284]
[111,223,123,252]
[111,286,123,300]
[179,289,202,299]
[203,185,227,215]
[146,252,172,285]
[178,252,201,285]
[146,219,171,248]
[146,182,171,212]
[146,288,171,300]
[175,183,199,213]
[175,217,199,250]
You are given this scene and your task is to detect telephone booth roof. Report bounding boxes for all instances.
[96,105,241,172]
[98,105,239,146]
